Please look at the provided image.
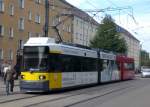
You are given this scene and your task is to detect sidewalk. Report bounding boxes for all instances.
[0,77,20,96]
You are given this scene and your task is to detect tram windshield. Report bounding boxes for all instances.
[23,46,49,71]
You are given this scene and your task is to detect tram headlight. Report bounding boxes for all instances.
[21,75,25,79]
[39,75,46,80]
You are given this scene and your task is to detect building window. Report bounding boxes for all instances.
[28,10,32,21]
[50,0,55,9]
[0,25,4,36]
[68,25,71,33]
[35,33,41,37]
[28,32,32,38]
[35,14,40,24]
[18,17,24,30]
[8,49,13,60]
[9,27,14,38]
[0,49,3,60]
[19,0,24,9]
[18,40,24,49]
[52,17,55,26]
[35,0,41,4]
[0,0,4,12]
[9,4,14,16]
[38,33,41,37]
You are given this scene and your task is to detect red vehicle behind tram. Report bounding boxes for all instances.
[117,55,135,80]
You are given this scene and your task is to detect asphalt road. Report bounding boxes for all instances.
[0,75,150,107]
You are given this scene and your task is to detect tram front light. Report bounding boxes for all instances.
[21,75,25,79]
[39,75,46,80]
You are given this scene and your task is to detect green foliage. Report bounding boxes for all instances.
[90,15,127,54]
[141,50,150,66]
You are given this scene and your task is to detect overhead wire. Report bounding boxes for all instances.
[105,0,138,25]
[48,1,135,25]
[85,0,104,21]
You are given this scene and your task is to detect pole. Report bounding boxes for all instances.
[45,0,49,37]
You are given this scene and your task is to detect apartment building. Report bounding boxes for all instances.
[0,0,73,66]
[72,11,99,46]
[117,26,140,69]
[0,0,140,69]
[0,0,46,66]
[48,0,73,43]
[60,0,99,46]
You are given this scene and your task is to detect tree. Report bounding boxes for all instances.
[141,50,150,66]
[90,15,127,54]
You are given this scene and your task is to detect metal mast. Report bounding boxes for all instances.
[44,0,49,37]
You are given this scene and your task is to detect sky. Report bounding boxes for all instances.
[66,0,150,52]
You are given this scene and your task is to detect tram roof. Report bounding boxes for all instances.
[99,51,116,60]
[24,37,98,58]
[24,37,55,45]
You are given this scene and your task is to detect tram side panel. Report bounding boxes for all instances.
[100,60,120,83]
[116,55,135,81]
[48,53,98,89]
[122,63,135,80]
[99,52,121,83]
[61,72,98,88]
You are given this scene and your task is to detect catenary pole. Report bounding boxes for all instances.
[44,0,49,37]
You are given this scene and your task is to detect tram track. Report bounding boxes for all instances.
[25,85,134,107]
[64,85,134,107]
[0,79,146,107]
[0,94,43,104]
[0,91,21,96]
[65,79,150,107]
[24,79,142,107]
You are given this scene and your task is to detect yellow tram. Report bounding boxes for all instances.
[20,37,99,92]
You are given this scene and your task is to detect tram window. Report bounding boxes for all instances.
[117,62,121,70]
[61,55,81,72]
[101,60,116,71]
[90,58,97,71]
[98,59,103,71]
[111,61,118,71]
[61,56,73,72]
[48,54,97,72]
[79,57,97,72]
[23,54,48,71]
[24,46,49,53]
[124,63,134,70]
[102,60,108,70]
[48,54,62,72]
[70,56,81,72]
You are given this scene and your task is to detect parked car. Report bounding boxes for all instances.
[141,67,150,78]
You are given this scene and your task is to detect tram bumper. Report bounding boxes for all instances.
[20,80,49,92]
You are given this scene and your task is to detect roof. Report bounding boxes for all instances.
[24,37,55,46]
[116,25,140,42]
[24,37,97,58]
[100,51,116,60]
[60,0,99,26]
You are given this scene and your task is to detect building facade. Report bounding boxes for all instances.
[0,0,140,70]
[117,26,140,69]
[0,0,46,66]
[0,0,73,66]
[0,0,98,66]
[60,1,99,46]
[48,0,73,43]
[53,0,99,46]
[72,12,98,46]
